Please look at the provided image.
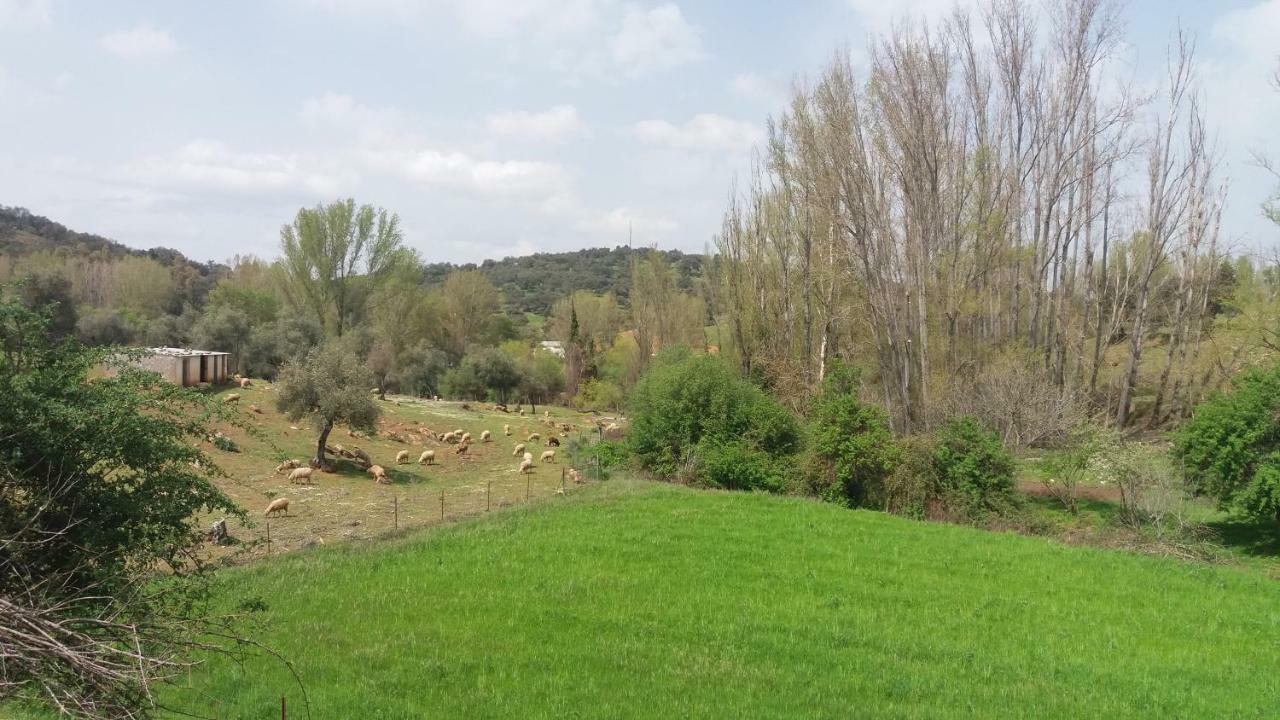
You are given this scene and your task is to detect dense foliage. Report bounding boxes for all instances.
[627,349,799,489]
[931,417,1017,514]
[0,293,242,716]
[1174,364,1280,523]
[806,362,900,505]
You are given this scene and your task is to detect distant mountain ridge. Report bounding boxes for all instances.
[1,205,704,315]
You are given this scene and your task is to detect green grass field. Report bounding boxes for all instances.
[134,479,1280,719]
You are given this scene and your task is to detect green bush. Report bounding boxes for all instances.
[212,433,239,453]
[695,439,787,492]
[805,362,900,505]
[881,435,940,518]
[932,417,1015,514]
[628,349,799,489]
[1174,364,1280,523]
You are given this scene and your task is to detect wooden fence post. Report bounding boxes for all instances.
[393,496,399,529]
[486,480,492,512]
[281,694,286,719]
[266,521,271,556]
[440,488,445,520]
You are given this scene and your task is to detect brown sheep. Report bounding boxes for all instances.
[287,467,314,484]
[264,497,290,516]
[418,450,436,465]
[548,437,560,447]
[395,449,410,464]
[540,449,556,463]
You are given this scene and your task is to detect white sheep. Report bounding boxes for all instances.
[264,497,290,516]
[480,430,491,442]
[523,451,533,463]
[239,377,252,389]
[441,431,457,444]
[526,432,541,443]
[512,443,526,457]
[503,424,511,436]
[367,464,388,483]
[519,458,533,474]
[224,393,240,403]
[418,449,435,465]
[460,432,472,445]
[395,449,410,464]
[540,449,556,463]
[455,443,469,456]
[287,466,313,484]
[275,459,301,474]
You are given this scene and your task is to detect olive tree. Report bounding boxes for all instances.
[275,342,379,469]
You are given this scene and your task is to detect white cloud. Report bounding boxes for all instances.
[100,24,178,58]
[632,113,762,154]
[845,0,979,31]
[731,72,787,104]
[122,140,342,196]
[0,0,51,28]
[611,3,703,76]
[579,206,677,238]
[392,149,570,197]
[450,0,602,40]
[486,105,586,142]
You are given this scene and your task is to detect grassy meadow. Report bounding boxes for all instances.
[191,381,612,561]
[117,480,1280,718]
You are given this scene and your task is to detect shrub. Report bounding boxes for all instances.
[880,435,940,518]
[211,433,239,453]
[1173,363,1280,524]
[574,378,624,411]
[931,417,1016,514]
[805,362,900,505]
[695,439,787,492]
[627,350,799,487]
[1040,424,1121,514]
[939,352,1085,449]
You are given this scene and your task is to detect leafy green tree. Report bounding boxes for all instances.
[441,361,486,400]
[472,347,520,403]
[191,306,252,372]
[205,279,281,325]
[435,270,501,358]
[396,342,449,398]
[278,198,411,337]
[1174,364,1280,523]
[275,342,380,468]
[516,348,565,412]
[628,348,799,481]
[0,292,243,716]
[14,271,77,339]
[806,362,900,505]
[75,306,136,346]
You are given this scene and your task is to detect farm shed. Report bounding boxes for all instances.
[106,347,231,387]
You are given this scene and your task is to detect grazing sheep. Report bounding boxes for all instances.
[519,458,533,474]
[249,404,264,414]
[547,437,560,447]
[513,443,526,457]
[275,459,301,474]
[224,393,240,403]
[239,377,252,389]
[559,422,572,432]
[540,449,556,463]
[287,467,314,484]
[494,403,508,412]
[441,431,457,444]
[568,468,583,484]
[352,447,372,464]
[264,497,290,517]
[454,428,464,437]
[518,409,525,417]
[395,449,410,464]
[526,432,541,443]
[503,424,511,436]
[460,432,472,444]
[232,373,242,381]
[523,452,533,463]
[480,430,491,442]
[367,464,388,483]
[455,443,469,456]
[418,450,435,465]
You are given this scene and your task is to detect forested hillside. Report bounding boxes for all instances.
[426,246,702,314]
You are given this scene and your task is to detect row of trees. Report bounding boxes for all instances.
[710,0,1232,432]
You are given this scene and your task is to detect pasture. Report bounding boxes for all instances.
[153,480,1280,718]
[199,381,613,561]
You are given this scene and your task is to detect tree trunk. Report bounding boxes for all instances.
[312,418,334,469]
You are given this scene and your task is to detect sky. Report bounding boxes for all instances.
[0,0,1276,265]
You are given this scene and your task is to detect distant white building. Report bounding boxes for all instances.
[538,340,566,358]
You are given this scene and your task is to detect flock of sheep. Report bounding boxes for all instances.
[260,403,620,518]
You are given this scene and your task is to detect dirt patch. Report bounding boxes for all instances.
[1017,479,1122,503]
